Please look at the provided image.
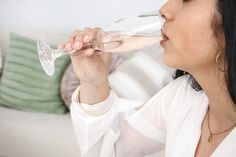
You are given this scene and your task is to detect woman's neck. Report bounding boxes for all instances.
[191,67,236,130]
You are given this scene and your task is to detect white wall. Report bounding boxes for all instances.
[0,0,165,53]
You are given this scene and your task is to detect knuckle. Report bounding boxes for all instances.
[72,29,81,35]
[68,36,75,42]
[94,27,101,31]
[75,35,83,41]
[84,27,92,31]
[83,27,92,34]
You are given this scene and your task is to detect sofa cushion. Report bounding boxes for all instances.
[0,32,70,114]
[108,45,174,102]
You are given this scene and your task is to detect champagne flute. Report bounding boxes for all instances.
[37,11,164,76]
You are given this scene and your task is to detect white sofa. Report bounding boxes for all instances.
[0,106,80,157]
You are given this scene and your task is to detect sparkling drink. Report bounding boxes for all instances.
[37,11,164,76]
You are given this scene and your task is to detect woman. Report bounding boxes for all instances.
[59,0,236,156]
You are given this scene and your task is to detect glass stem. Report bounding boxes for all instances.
[53,49,77,59]
[53,40,97,60]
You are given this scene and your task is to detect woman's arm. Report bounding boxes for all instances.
[70,86,119,156]
[70,83,170,157]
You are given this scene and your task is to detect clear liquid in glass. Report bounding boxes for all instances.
[37,11,164,76]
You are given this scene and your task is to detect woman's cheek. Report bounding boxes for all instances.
[162,40,186,69]
[166,36,198,69]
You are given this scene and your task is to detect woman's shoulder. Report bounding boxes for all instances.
[162,74,204,96]
[153,74,206,111]
[157,74,194,97]
[161,74,206,112]
[167,74,191,88]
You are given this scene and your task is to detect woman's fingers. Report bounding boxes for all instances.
[70,49,84,57]
[60,27,101,53]
[71,48,95,57]
[72,27,100,50]
[64,42,73,51]
[63,29,82,51]
[71,29,91,50]
[72,40,82,50]
[83,27,101,43]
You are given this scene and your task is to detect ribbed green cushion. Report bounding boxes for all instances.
[0,33,70,114]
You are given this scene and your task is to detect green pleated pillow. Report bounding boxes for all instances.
[0,33,70,114]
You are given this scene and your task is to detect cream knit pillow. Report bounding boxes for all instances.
[108,45,175,102]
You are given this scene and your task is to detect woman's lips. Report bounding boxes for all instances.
[160,29,169,46]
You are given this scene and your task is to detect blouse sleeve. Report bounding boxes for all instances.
[70,80,175,157]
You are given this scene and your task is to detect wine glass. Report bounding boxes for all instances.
[37,11,164,76]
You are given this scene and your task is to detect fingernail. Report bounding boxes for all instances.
[65,43,72,51]
[75,36,82,41]
[73,41,81,49]
[83,35,90,42]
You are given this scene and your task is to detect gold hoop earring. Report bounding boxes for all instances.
[215,50,225,72]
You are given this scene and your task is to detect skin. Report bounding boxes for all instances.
[60,0,236,156]
[160,0,236,156]
[59,27,111,104]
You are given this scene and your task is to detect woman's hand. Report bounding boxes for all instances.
[58,27,111,88]
[58,28,111,104]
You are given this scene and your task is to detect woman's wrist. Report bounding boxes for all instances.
[79,81,111,105]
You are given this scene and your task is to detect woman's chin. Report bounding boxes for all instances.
[163,51,179,69]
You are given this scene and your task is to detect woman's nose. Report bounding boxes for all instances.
[159,9,167,22]
[159,2,174,22]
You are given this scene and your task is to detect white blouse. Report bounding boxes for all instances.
[70,75,236,157]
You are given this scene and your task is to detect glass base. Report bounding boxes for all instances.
[37,39,55,76]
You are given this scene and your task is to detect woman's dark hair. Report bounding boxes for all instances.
[174,0,236,105]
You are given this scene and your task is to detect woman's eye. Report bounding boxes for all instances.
[183,0,191,2]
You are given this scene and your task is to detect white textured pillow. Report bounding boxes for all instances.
[108,45,175,102]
